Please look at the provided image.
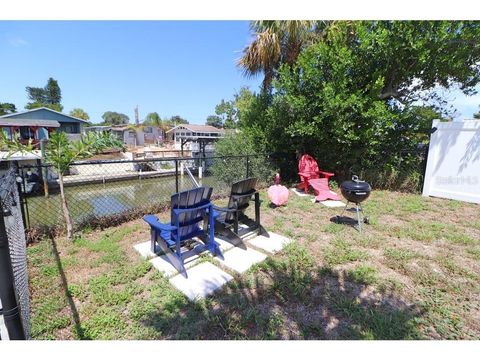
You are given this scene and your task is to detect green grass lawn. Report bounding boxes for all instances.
[27,189,480,339]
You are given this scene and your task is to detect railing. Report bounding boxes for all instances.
[133,149,192,159]
[183,161,200,188]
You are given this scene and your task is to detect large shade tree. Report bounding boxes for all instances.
[241,21,480,179]
[206,115,223,128]
[0,102,16,116]
[207,87,256,129]
[352,21,480,107]
[215,99,237,129]
[102,111,130,125]
[25,77,63,112]
[69,108,90,121]
[163,115,189,127]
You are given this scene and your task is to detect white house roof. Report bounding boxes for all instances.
[166,124,225,134]
[0,119,60,127]
[0,107,89,123]
[0,150,42,161]
[110,126,134,132]
[85,126,112,130]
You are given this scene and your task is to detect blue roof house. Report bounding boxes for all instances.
[0,107,88,144]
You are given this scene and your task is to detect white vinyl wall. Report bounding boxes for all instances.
[422,119,480,204]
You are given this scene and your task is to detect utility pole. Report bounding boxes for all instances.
[134,105,139,126]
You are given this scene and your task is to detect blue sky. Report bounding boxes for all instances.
[0,20,479,124]
[0,21,261,124]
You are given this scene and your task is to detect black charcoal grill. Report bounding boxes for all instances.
[336,175,371,231]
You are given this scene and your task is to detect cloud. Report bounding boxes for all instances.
[5,33,29,47]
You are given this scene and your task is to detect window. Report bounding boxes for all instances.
[144,127,152,133]
[2,127,12,140]
[20,127,35,140]
[61,124,77,133]
[0,161,9,171]
[37,127,49,140]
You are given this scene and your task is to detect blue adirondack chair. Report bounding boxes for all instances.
[143,186,221,277]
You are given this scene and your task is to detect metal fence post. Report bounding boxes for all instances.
[175,160,179,193]
[421,145,430,182]
[19,177,29,230]
[13,167,28,230]
[0,213,26,340]
[246,155,250,178]
[40,140,49,197]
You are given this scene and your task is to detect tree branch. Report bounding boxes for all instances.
[378,90,400,100]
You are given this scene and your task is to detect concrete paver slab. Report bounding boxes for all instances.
[319,200,346,208]
[169,262,233,301]
[133,241,156,259]
[248,232,293,254]
[290,188,310,197]
[217,246,267,273]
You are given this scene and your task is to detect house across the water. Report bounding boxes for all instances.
[165,124,225,154]
[106,125,165,147]
[0,107,88,144]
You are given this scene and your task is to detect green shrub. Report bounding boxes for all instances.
[212,132,275,186]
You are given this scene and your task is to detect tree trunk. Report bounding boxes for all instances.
[58,173,74,240]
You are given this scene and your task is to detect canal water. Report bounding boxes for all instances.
[25,174,230,227]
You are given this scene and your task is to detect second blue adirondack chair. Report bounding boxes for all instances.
[143,186,222,277]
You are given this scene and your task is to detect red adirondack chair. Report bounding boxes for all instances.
[309,178,341,202]
[297,154,335,194]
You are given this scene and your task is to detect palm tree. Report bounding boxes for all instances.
[45,132,92,240]
[238,21,326,91]
[1,131,116,240]
[143,112,162,127]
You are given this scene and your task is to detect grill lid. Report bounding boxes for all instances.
[340,175,371,192]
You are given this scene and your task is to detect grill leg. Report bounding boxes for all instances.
[359,204,369,225]
[355,203,362,232]
[340,201,349,218]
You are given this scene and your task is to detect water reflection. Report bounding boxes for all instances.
[27,175,228,227]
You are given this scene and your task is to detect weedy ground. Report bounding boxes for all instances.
[27,190,480,339]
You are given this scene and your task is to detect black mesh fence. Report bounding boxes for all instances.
[16,148,428,235]
[0,167,30,339]
[18,154,275,232]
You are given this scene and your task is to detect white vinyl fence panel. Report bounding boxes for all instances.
[422,119,480,204]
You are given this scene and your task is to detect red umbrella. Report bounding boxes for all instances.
[268,174,289,206]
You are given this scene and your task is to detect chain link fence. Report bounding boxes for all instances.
[15,147,428,236]
[0,167,30,340]
[18,154,275,234]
